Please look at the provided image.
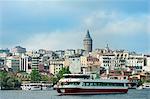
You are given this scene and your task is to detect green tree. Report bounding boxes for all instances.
[0,71,8,88]
[145,79,150,83]
[56,67,71,80]
[30,69,41,82]
[41,75,54,82]
[95,73,100,79]
[41,75,49,81]
[138,79,145,86]
[49,76,58,85]
[0,71,21,89]
[0,71,7,81]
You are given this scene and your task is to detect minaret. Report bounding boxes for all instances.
[83,30,93,53]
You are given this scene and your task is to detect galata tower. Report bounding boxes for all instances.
[83,30,93,53]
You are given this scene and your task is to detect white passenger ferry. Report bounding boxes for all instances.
[55,74,129,95]
[21,82,53,91]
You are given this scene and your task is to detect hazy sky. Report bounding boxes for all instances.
[0,0,149,53]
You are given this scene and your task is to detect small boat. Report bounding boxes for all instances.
[21,83,42,90]
[41,83,53,90]
[143,83,150,89]
[55,74,129,95]
[21,83,53,91]
[136,86,143,90]
[53,84,57,90]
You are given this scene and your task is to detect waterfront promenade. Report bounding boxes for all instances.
[0,89,150,99]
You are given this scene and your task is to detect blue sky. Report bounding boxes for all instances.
[0,0,149,53]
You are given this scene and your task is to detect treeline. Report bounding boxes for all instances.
[30,67,71,84]
[0,67,70,90]
[0,70,21,90]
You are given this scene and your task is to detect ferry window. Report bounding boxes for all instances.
[114,77,118,79]
[114,83,124,86]
[114,83,119,86]
[74,82,80,85]
[97,82,102,86]
[85,82,90,86]
[111,83,115,86]
[62,82,69,85]
[118,83,124,86]
[107,83,112,86]
[101,82,107,86]
[82,83,85,86]
[120,83,124,86]
[68,82,77,85]
[90,83,94,86]
[93,82,98,86]
[114,83,118,86]
[87,82,90,86]
[82,82,86,86]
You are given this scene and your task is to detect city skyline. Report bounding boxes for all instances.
[0,0,149,53]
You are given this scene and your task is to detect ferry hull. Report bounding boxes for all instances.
[57,88,128,95]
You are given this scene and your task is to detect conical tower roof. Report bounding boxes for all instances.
[84,30,92,40]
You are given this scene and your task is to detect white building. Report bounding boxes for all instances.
[64,49,76,57]
[0,58,5,69]
[31,53,40,70]
[126,53,144,72]
[49,59,64,75]
[75,49,85,56]
[6,56,20,72]
[113,50,129,69]
[98,53,115,70]
[65,56,82,74]
[55,50,65,58]
[81,54,100,73]
[20,54,29,72]
[0,48,10,57]
[143,55,150,72]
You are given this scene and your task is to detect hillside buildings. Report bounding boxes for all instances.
[0,30,149,80]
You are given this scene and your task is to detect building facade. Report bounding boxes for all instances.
[81,54,100,73]
[143,55,150,72]
[99,53,115,70]
[126,53,144,72]
[19,54,29,72]
[49,59,64,75]
[64,56,82,74]
[6,56,20,72]
[31,54,40,70]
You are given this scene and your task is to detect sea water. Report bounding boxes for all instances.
[0,89,150,99]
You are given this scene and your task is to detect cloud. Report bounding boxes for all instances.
[21,10,150,53]
[103,16,148,35]
[82,11,150,53]
[83,11,149,35]
[21,30,84,51]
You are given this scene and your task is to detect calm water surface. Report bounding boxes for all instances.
[0,89,150,99]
